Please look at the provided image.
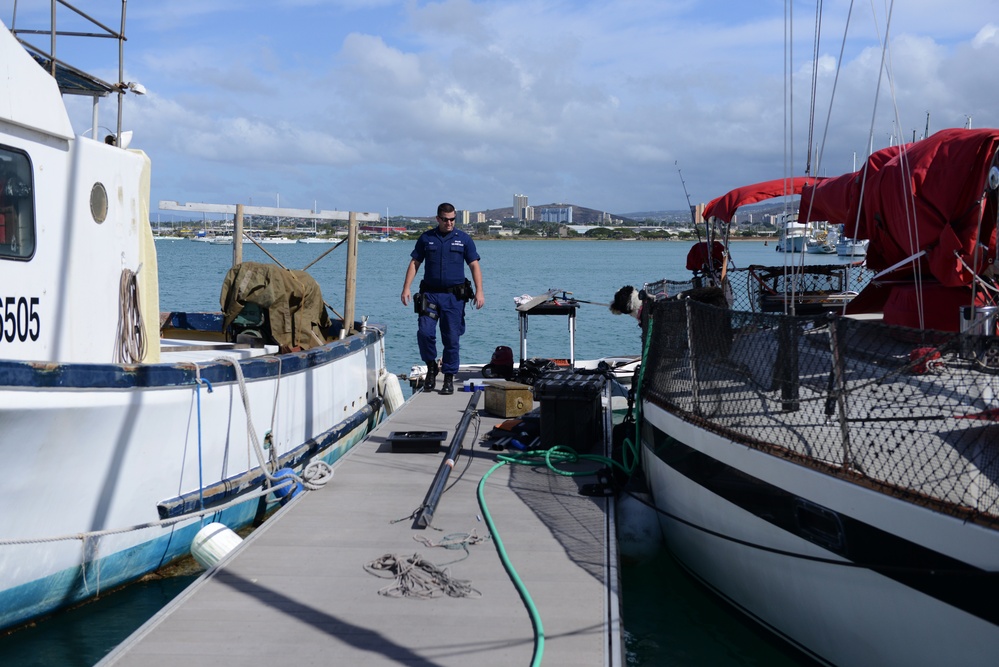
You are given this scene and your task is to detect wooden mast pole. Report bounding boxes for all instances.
[233,203,244,267]
[342,212,358,337]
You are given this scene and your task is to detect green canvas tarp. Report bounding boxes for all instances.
[220,262,332,351]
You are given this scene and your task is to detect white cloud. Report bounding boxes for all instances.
[972,23,999,48]
[5,0,998,215]
[339,33,424,90]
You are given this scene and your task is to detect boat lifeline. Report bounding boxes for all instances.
[0,11,392,631]
[635,128,999,666]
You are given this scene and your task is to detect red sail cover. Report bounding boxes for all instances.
[801,128,999,286]
[799,144,903,229]
[703,176,819,223]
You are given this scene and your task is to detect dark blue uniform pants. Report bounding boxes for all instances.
[418,292,465,374]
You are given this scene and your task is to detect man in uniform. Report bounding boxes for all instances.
[401,202,485,394]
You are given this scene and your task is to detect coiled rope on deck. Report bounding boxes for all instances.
[364,553,481,599]
[412,530,490,565]
[114,266,146,363]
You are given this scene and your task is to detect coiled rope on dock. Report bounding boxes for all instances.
[412,530,490,565]
[364,553,481,600]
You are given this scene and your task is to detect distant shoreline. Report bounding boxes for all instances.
[465,236,776,242]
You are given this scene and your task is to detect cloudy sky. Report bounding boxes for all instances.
[4,0,999,219]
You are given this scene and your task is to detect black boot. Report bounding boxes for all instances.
[424,360,438,393]
[440,373,454,395]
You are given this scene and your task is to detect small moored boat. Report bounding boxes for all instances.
[836,233,869,257]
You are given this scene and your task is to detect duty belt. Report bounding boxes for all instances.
[420,282,463,294]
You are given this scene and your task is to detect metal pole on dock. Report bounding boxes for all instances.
[415,391,482,528]
[342,212,358,337]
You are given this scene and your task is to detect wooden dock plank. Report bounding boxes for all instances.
[101,377,622,667]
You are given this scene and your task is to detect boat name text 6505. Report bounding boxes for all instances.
[0,296,40,343]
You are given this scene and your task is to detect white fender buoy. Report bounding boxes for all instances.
[191,522,243,570]
[379,369,405,414]
[616,492,664,565]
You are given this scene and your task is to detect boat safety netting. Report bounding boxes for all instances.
[641,295,999,525]
[644,262,873,314]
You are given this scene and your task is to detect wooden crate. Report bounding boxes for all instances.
[483,380,534,418]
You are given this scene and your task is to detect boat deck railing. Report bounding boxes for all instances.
[643,263,875,315]
[641,297,999,526]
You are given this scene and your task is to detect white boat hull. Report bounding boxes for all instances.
[253,237,297,244]
[775,235,806,253]
[837,239,869,257]
[298,237,339,244]
[642,401,999,667]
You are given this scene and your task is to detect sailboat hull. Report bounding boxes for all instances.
[642,400,999,667]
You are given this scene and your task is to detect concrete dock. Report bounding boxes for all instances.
[100,374,623,666]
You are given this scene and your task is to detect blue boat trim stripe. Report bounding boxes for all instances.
[156,397,382,518]
[0,318,384,389]
[645,421,999,627]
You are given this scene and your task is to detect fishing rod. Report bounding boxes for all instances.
[676,160,700,244]
[677,162,724,287]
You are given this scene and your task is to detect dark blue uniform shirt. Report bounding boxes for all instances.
[411,227,480,288]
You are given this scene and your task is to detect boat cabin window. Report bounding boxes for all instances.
[0,146,34,260]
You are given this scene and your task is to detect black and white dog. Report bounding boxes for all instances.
[612,283,730,324]
[610,285,643,321]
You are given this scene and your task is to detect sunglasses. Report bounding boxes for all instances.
[440,216,456,222]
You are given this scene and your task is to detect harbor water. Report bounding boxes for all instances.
[0,238,835,665]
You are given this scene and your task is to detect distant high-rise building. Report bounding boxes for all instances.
[476,212,486,224]
[540,206,573,224]
[692,203,706,224]
[514,194,528,220]
[525,206,534,222]
[457,209,470,225]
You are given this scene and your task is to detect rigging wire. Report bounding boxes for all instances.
[782,0,810,313]
[865,0,928,329]
[804,0,823,178]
